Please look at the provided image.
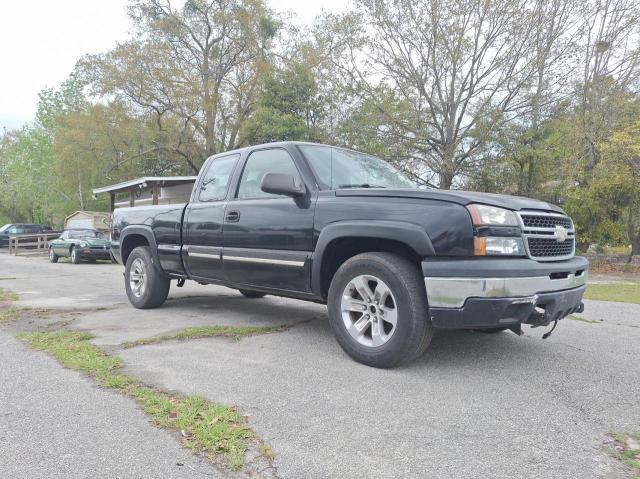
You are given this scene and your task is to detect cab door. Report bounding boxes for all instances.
[222,147,315,292]
[183,153,240,281]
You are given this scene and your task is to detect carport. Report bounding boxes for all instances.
[92,176,197,212]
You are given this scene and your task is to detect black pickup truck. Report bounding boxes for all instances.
[110,141,587,367]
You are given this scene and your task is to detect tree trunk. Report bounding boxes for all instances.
[439,172,454,190]
[629,174,639,256]
[78,171,85,210]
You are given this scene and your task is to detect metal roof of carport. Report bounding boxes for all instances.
[92,176,197,195]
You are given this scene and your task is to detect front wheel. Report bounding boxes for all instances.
[49,247,59,263]
[70,247,81,264]
[124,246,170,309]
[327,252,433,368]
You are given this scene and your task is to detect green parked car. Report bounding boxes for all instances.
[48,229,111,264]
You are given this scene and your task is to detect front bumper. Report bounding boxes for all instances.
[423,256,588,329]
[79,247,112,259]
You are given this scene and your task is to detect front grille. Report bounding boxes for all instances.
[517,211,575,261]
[527,237,574,258]
[520,214,572,229]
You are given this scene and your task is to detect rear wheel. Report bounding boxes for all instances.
[48,247,59,263]
[238,289,266,299]
[124,246,170,309]
[70,247,81,264]
[327,252,433,368]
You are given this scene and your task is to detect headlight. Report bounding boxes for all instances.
[467,204,524,256]
[467,204,519,226]
[79,242,88,248]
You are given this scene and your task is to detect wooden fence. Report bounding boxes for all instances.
[8,233,61,256]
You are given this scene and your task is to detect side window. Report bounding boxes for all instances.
[7,226,17,234]
[198,154,239,202]
[237,149,300,200]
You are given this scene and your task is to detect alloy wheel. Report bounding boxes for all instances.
[340,274,398,347]
[129,258,147,298]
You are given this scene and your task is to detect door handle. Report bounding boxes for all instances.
[225,210,240,222]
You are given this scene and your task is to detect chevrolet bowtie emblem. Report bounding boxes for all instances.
[554,225,568,242]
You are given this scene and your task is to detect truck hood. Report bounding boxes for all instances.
[334,188,565,213]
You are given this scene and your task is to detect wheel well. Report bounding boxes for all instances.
[319,237,422,299]
[121,234,149,265]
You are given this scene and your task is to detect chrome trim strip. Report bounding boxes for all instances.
[187,251,221,260]
[425,271,587,308]
[223,255,305,267]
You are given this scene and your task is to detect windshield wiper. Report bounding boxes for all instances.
[338,183,387,189]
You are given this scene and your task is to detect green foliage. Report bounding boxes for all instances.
[243,57,327,144]
[584,283,640,304]
[3,0,640,244]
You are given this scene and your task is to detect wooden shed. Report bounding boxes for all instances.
[64,211,110,231]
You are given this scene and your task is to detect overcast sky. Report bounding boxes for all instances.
[0,0,347,131]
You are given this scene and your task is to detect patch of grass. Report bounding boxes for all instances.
[0,288,18,302]
[584,283,640,304]
[259,443,275,462]
[0,307,51,323]
[16,330,255,470]
[568,315,600,324]
[122,324,289,349]
[605,432,640,477]
[0,308,23,322]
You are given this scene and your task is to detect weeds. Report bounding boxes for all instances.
[17,330,256,470]
[121,324,289,349]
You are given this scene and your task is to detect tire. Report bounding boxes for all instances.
[70,247,81,264]
[124,246,170,309]
[327,252,433,368]
[48,247,59,263]
[239,289,266,299]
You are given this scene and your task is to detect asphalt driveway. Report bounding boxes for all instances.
[1,252,638,478]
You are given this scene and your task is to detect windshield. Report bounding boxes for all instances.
[300,145,415,190]
[0,224,11,233]
[67,230,104,240]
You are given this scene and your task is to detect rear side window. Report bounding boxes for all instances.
[198,154,239,202]
[236,149,300,199]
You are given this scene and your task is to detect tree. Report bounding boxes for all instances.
[320,0,538,188]
[576,0,640,182]
[82,0,278,172]
[242,50,329,144]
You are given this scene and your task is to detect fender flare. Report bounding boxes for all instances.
[120,226,165,274]
[311,220,435,297]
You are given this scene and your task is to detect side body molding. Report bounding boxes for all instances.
[311,220,435,297]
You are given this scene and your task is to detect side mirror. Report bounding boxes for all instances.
[260,173,305,197]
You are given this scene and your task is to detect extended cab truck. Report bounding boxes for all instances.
[110,142,587,368]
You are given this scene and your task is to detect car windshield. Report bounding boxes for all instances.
[0,224,11,233]
[300,145,415,190]
[68,230,104,240]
